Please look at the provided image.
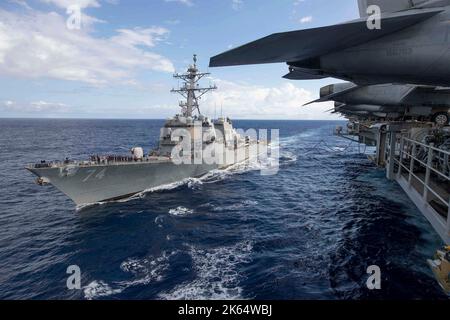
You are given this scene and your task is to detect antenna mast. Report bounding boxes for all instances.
[171,54,217,117]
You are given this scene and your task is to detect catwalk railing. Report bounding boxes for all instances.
[389,135,450,244]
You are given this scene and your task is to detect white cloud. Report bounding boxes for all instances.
[0,80,339,119]
[0,9,174,86]
[111,27,169,48]
[201,79,338,120]
[9,0,32,10]
[164,0,193,7]
[165,19,181,25]
[1,100,70,113]
[299,15,313,24]
[232,0,243,11]
[39,0,119,8]
[40,0,101,9]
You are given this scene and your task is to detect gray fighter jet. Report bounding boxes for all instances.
[210,0,450,87]
[310,82,450,125]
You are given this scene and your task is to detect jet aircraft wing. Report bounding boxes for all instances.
[209,9,442,68]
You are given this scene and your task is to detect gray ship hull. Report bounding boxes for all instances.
[28,161,219,206]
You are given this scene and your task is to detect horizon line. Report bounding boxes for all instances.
[0,117,345,121]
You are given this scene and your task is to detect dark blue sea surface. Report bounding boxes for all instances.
[0,119,446,300]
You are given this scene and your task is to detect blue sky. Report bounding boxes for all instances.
[0,0,358,119]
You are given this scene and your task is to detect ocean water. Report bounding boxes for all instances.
[0,119,446,300]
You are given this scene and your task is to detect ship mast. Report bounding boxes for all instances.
[171,55,217,117]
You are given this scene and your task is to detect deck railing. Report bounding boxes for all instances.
[393,136,450,241]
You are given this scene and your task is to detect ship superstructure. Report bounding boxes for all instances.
[27,56,263,206]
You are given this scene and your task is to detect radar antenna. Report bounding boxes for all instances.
[171,55,217,117]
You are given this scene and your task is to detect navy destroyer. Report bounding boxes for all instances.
[27,56,265,207]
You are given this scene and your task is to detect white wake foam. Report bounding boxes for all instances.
[83,251,176,300]
[83,281,122,300]
[210,199,259,212]
[119,251,173,284]
[169,206,194,217]
[159,241,253,300]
